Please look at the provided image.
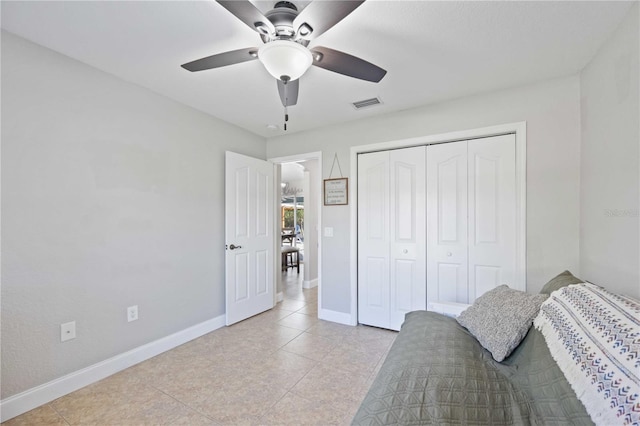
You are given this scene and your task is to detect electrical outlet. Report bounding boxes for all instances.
[61,321,76,342]
[127,305,138,322]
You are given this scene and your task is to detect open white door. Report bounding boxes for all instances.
[225,151,274,326]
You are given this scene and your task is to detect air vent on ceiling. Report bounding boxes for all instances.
[352,97,382,110]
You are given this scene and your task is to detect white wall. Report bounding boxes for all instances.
[267,76,582,314]
[580,4,639,298]
[1,32,265,398]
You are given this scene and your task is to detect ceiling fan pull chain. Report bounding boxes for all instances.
[283,79,289,131]
[284,105,288,131]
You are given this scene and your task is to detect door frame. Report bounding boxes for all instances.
[268,151,323,312]
[349,122,527,326]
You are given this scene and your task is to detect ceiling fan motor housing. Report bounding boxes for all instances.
[265,2,299,40]
[274,1,297,11]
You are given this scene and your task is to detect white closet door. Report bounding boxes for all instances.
[468,134,517,300]
[426,142,469,306]
[389,147,426,330]
[357,151,390,328]
[358,147,426,330]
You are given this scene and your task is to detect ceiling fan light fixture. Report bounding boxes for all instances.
[258,40,313,81]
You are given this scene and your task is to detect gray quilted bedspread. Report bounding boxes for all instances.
[352,311,592,425]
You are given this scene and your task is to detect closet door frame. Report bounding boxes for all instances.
[349,122,527,326]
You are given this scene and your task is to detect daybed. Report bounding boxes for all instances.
[353,272,640,425]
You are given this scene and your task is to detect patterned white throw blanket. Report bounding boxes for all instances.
[534,283,640,425]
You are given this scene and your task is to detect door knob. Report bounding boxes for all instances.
[447,252,452,257]
[403,249,408,254]
[229,244,242,250]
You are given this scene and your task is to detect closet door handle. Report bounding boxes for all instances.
[229,244,242,250]
[447,252,452,257]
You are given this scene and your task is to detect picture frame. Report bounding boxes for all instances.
[324,178,348,205]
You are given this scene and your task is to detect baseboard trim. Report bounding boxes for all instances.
[318,308,354,325]
[302,278,318,289]
[0,315,226,422]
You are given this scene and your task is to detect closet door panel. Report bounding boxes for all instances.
[394,259,415,311]
[436,263,465,302]
[473,265,501,297]
[357,152,390,328]
[468,134,516,300]
[427,142,469,305]
[364,257,386,307]
[389,147,426,331]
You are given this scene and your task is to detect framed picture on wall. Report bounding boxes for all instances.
[324,178,348,205]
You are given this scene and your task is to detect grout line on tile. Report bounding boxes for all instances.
[49,403,71,426]
[275,323,312,333]
[255,387,294,423]
[317,358,377,381]
[149,382,221,425]
[272,332,305,351]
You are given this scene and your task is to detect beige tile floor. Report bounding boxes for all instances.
[4,267,397,425]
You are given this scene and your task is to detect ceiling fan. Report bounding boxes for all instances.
[181,0,386,113]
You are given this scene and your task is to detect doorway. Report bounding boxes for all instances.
[270,152,322,316]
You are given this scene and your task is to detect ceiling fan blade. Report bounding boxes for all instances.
[293,1,365,40]
[310,46,386,83]
[278,79,299,107]
[181,48,258,72]
[216,1,275,36]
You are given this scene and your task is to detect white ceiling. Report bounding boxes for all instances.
[1,1,633,138]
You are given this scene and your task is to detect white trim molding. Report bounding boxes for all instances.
[350,122,527,326]
[318,308,353,325]
[303,278,318,289]
[0,315,226,423]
